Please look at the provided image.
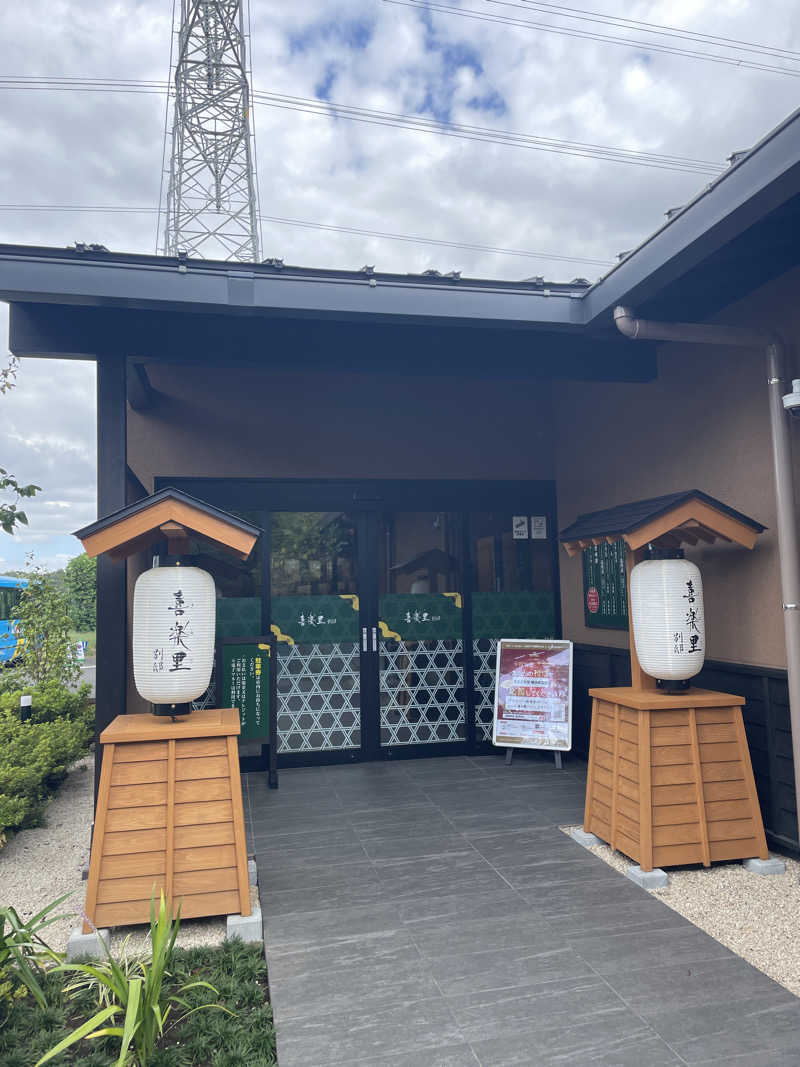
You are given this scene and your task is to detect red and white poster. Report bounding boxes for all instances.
[492,639,573,751]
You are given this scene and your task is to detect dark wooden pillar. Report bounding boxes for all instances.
[94,355,127,802]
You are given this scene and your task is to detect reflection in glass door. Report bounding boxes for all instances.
[471,513,557,741]
[270,513,362,755]
[377,512,466,749]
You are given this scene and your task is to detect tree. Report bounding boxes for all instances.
[1,357,40,535]
[13,561,80,688]
[64,553,97,630]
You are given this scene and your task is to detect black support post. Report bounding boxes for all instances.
[94,355,128,803]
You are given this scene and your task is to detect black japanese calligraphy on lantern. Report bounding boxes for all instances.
[685,607,699,633]
[673,631,684,654]
[683,580,696,604]
[688,634,702,654]
[169,650,190,672]
[168,589,186,616]
[168,619,192,650]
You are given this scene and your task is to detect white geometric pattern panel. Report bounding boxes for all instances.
[380,639,465,746]
[277,642,361,753]
[473,638,498,741]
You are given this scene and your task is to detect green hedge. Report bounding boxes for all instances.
[0,684,93,837]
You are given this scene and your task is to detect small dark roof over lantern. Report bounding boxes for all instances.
[73,487,261,562]
[559,490,765,557]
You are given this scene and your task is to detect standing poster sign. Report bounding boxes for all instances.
[493,639,573,752]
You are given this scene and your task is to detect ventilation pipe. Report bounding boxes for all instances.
[614,305,800,843]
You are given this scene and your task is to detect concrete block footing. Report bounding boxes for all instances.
[626,864,669,889]
[572,828,604,849]
[227,907,263,944]
[248,858,258,886]
[744,856,786,875]
[66,926,110,962]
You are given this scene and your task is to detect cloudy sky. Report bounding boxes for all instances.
[1,0,799,571]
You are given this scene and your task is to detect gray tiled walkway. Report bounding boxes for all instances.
[243,754,800,1067]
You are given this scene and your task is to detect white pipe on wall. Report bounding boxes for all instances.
[614,305,800,847]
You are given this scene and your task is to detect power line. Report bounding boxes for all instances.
[384,0,800,78]
[492,0,800,63]
[0,203,613,267]
[0,76,725,174]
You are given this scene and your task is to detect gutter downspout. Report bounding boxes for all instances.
[614,305,800,846]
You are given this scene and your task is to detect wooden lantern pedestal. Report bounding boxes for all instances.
[83,708,251,933]
[584,687,769,871]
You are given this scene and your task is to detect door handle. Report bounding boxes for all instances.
[362,627,368,652]
[371,626,377,652]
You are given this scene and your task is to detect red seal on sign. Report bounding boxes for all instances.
[587,587,600,614]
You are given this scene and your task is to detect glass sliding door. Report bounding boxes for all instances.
[470,512,557,742]
[270,512,362,755]
[376,512,466,750]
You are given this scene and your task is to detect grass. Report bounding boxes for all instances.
[68,631,96,659]
[0,940,276,1067]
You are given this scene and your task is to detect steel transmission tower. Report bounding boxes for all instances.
[162,0,261,261]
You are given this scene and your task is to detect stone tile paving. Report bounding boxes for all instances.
[242,754,800,1066]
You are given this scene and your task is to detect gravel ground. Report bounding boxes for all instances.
[563,824,800,996]
[1,754,257,956]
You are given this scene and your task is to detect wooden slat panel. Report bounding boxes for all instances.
[651,726,690,746]
[593,748,614,773]
[695,708,736,725]
[593,765,613,791]
[617,739,638,763]
[652,803,699,827]
[696,723,737,744]
[174,738,227,758]
[106,806,167,832]
[596,733,615,756]
[700,742,742,762]
[619,708,638,727]
[175,890,241,920]
[174,845,237,873]
[94,900,154,927]
[103,828,167,855]
[705,799,753,822]
[173,867,238,896]
[615,831,640,863]
[688,707,711,867]
[653,842,704,866]
[704,779,749,802]
[114,742,168,763]
[593,781,613,808]
[647,710,688,727]
[173,822,236,849]
[592,797,612,822]
[709,838,763,863]
[174,800,233,826]
[101,852,166,880]
[108,783,168,809]
[227,732,252,917]
[701,761,743,783]
[618,757,639,784]
[616,811,639,841]
[83,742,115,933]
[174,778,231,804]
[618,721,638,744]
[652,784,696,805]
[617,776,639,802]
[651,745,692,767]
[651,764,695,786]
[174,755,230,780]
[97,874,167,905]
[707,818,756,842]
[653,823,702,846]
[616,794,639,824]
[591,816,611,840]
[111,761,168,786]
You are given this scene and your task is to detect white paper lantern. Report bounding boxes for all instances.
[133,566,216,705]
[630,557,705,681]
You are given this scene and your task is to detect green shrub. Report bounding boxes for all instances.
[0,686,92,835]
[0,897,67,1025]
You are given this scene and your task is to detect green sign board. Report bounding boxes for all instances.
[270,594,360,644]
[582,540,628,630]
[379,592,462,641]
[472,591,556,640]
[220,639,271,740]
